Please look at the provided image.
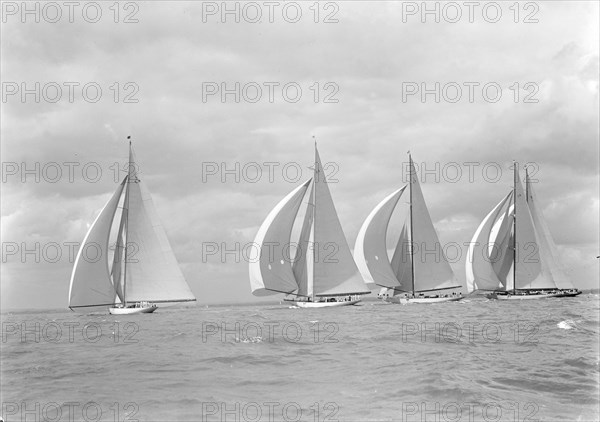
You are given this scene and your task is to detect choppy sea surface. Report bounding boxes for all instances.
[1,295,598,422]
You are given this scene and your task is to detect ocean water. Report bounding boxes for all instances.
[1,295,598,422]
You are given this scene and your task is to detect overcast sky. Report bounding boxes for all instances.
[1,1,598,309]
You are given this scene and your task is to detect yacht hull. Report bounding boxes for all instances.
[109,305,158,314]
[386,296,463,304]
[290,299,361,308]
[493,292,560,300]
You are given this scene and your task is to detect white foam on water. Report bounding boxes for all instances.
[557,320,575,330]
[238,336,263,343]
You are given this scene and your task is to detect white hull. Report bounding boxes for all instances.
[291,299,361,308]
[495,293,560,300]
[109,304,158,314]
[386,296,463,304]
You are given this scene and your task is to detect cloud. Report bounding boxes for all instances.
[2,1,599,309]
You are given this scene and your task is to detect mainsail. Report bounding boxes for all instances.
[312,148,370,297]
[408,157,458,292]
[526,172,574,289]
[250,144,370,299]
[354,154,461,295]
[119,177,196,303]
[513,169,550,288]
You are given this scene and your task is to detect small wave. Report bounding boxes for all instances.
[237,336,263,343]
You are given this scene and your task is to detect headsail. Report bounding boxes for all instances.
[293,183,315,298]
[69,178,127,310]
[390,223,413,291]
[354,186,407,289]
[465,192,512,292]
[110,186,128,303]
[489,204,514,286]
[249,179,312,296]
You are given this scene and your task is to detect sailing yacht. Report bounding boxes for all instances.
[354,153,463,304]
[249,143,371,308]
[68,139,196,314]
[466,163,581,299]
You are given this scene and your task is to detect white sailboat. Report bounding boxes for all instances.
[69,139,196,314]
[249,143,371,308]
[355,153,463,304]
[465,163,580,300]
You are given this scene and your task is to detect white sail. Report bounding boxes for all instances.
[489,204,514,286]
[526,174,574,289]
[293,183,315,298]
[390,223,413,291]
[123,177,197,303]
[249,180,312,296]
[110,189,128,303]
[465,192,512,292]
[354,186,407,289]
[378,287,389,296]
[409,159,460,292]
[513,171,557,289]
[505,263,515,291]
[68,178,127,310]
[312,148,371,297]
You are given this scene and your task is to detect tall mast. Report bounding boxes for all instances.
[122,137,133,307]
[312,139,317,302]
[525,167,529,203]
[512,160,517,292]
[408,152,415,296]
